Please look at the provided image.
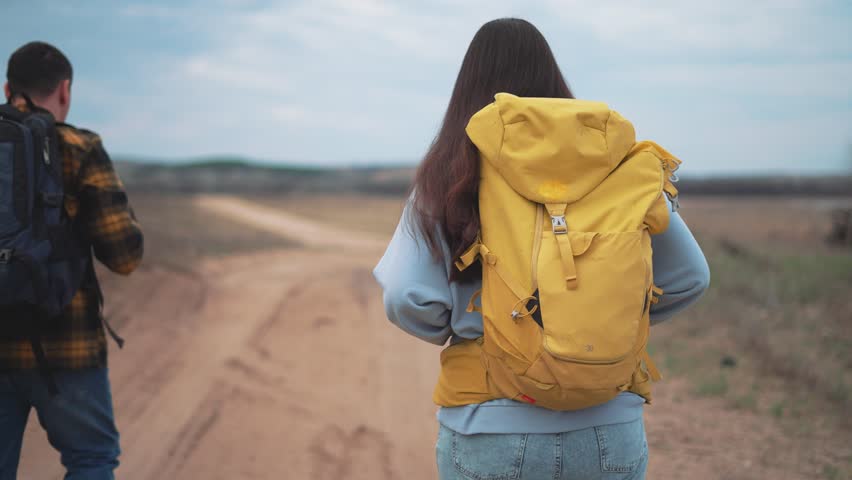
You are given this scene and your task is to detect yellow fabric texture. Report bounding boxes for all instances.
[434,93,682,411]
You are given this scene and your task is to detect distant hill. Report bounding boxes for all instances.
[114,158,851,197]
[114,158,415,195]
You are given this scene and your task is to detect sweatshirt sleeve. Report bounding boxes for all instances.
[649,198,711,325]
[373,205,454,345]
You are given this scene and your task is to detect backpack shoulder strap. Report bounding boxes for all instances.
[454,237,482,272]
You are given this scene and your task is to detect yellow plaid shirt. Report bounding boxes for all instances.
[0,102,144,370]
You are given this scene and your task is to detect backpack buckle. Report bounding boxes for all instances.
[551,215,568,235]
[0,249,13,264]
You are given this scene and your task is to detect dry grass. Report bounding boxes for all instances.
[679,196,851,251]
[649,195,852,477]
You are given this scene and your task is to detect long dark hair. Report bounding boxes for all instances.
[410,18,574,281]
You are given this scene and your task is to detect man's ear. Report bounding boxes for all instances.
[58,79,71,107]
[3,83,10,101]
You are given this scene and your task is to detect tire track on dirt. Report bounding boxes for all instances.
[19,196,440,480]
[114,257,313,479]
[309,424,396,480]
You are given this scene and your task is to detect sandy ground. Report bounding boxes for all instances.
[15,196,835,479]
[18,196,439,480]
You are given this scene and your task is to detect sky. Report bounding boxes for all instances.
[1,0,851,176]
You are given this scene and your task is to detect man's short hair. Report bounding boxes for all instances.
[6,41,73,98]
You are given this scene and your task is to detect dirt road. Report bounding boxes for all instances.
[194,195,386,251]
[18,196,439,480]
[17,196,826,479]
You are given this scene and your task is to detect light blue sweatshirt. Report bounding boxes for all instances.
[373,196,710,434]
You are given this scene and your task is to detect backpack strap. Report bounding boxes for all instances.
[650,285,664,305]
[455,239,537,319]
[86,258,125,348]
[641,350,662,381]
[649,141,682,212]
[628,140,682,212]
[28,313,59,396]
[663,163,680,212]
[545,203,579,290]
[465,289,482,313]
[11,251,60,395]
[455,238,482,272]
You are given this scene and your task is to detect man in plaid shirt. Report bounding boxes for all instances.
[1,42,143,479]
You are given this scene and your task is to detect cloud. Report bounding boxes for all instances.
[93,0,492,161]
[238,0,476,62]
[631,61,852,100]
[119,4,188,18]
[4,0,848,172]
[181,56,288,94]
[543,0,851,57]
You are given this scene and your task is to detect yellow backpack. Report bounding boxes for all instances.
[433,93,682,411]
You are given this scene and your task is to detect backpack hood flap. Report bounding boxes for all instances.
[466,93,636,204]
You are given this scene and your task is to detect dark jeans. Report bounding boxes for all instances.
[0,368,120,480]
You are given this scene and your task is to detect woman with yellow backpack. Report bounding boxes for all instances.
[374,18,710,480]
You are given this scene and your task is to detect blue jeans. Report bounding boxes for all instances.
[0,368,120,480]
[437,418,648,480]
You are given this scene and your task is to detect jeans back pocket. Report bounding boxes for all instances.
[451,430,527,480]
[594,419,647,473]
